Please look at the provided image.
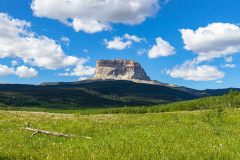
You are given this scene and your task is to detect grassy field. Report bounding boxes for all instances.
[1,109,240,160]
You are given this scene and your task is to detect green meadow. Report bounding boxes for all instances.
[1,108,240,160]
[1,91,240,159]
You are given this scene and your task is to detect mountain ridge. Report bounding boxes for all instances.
[0,79,239,108]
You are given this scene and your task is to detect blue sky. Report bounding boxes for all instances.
[0,0,239,89]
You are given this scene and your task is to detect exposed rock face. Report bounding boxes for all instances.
[94,59,150,81]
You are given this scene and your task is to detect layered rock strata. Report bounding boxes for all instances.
[94,59,150,81]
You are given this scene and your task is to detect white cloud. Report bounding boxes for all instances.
[60,36,70,46]
[31,0,160,33]
[224,56,233,63]
[59,58,95,77]
[104,37,132,50]
[70,64,95,77]
[137,49,147,55]
[124,34,145,43]
[11,60,18,66]
[0,64,14,77]
[0,64,38,78]
[15,66,38,78]
[222,56,236,68]
[167,23,240,81]
[148,37,176,58]
[222,64,236,68]
[104,34,145,50]
[180,23,240,62]
[166,61,224,81]
[216,80,223,84]
[0,13,80,70]
[72,19,110,33]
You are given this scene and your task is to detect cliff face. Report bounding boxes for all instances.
[94,59,150,81]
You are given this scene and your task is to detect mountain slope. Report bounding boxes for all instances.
[0,80,238,108]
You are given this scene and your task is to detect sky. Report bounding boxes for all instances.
[0,0,239,90]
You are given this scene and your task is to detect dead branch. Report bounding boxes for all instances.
[24,123,91,139]
[25,126,76,138]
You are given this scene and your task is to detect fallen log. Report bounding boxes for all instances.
[25,127,76,138]
[24,123,91,139]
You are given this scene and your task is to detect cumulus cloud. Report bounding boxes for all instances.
[31,0,160,33]
[0,64,38,78]
[124,34,145,43]
[0,13,96,79]
[167,23,240,81]
[0,65,14,77]
[180,23,240,62]
[71,19,110,33]
[148,37,176,59]
[166,61,224,81]
[58,58,95,78]
[15,66,38,78]
[0,13,80,70]
[104,34,145,50]
[70,64,95,77]
[104,37,132,50]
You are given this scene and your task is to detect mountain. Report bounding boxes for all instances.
[0,79,239,109]
[93,59,150,81]
[0,59,238,109]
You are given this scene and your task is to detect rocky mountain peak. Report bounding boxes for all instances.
[93,59,150,81]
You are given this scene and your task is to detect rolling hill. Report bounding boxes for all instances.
[0,80,239,109]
